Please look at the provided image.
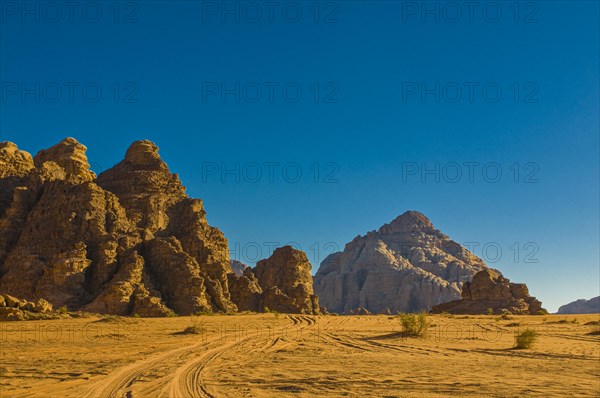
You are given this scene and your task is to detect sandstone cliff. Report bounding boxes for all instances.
[228,246,321,314]
[557,296,599,314]
[313,211,488,314]
[0,138,237,316]
[431,269,545,315]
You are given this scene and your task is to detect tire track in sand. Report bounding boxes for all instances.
[165,327,286,397]
[76,338,215,398]
[165,338,247,398]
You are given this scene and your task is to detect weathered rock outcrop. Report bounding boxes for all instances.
[228,246,321,314]
[313,211,488,314]
[557,297,600,314]
[431,269,545,315]
[0,138,236,316]
[0,293,56,321]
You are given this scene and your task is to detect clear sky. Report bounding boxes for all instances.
[1,1,598,312]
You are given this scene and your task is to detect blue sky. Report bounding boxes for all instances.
[1,1,598,312]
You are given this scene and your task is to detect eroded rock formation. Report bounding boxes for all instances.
[228,246,321,314]
[0,138,237,316]
[431,269,545,315]
[313,211,488,314]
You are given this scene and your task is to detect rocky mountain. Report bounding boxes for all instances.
[228,246,321,314]
[431,269,545,315]
[0,138,319,316]
[313,211,488,314]
[557,296,599,314]
[230,260,250,277]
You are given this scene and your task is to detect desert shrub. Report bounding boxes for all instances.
[506,322,520,327]
[536,309,549,315]
[587,329,600,336]
[514,329,539,349]
[180,324,203,335]
[486,308,494,315]
[399,313,429,337]
[584,321,599,326]
[58,305,68,314]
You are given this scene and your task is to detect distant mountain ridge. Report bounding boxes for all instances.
[313,211,488,314]
[557,297,600,314]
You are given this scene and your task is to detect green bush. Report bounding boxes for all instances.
[58,305,68,314]
[486,308,494,315]
[514,329,539,349]
[399,313,429,337]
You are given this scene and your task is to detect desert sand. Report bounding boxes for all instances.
[1,313,599,397]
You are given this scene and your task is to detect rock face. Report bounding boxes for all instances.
[313,211,488,314]
[228,246,321,314]
[431,269,545,315]
[0,138,237,316]
[230,260,249,277]
[557,297,600,314]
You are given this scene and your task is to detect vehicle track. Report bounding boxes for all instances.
[166,337,248,398]
[76,339,211,398]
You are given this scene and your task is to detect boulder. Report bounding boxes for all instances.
[2,294,21,308]
[35,298,53,313]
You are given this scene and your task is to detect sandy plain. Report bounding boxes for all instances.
[0,313,599,397]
